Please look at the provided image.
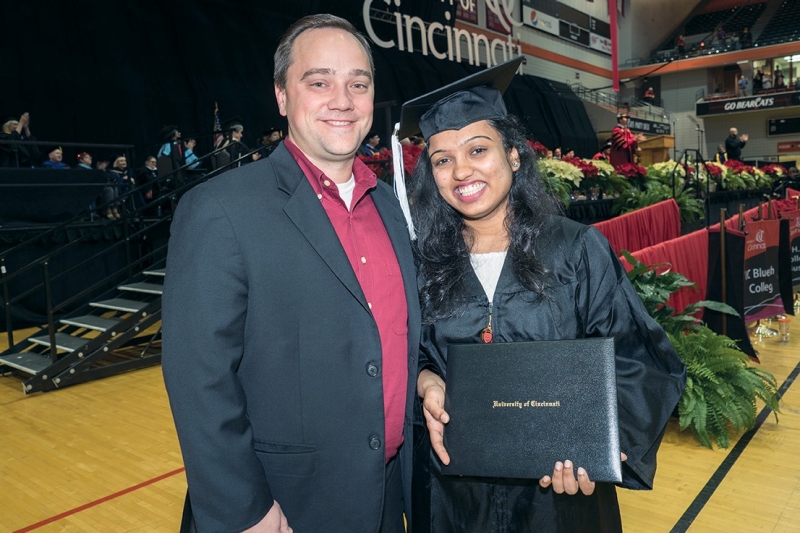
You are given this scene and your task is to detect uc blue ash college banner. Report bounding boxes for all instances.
[743,220,784,321]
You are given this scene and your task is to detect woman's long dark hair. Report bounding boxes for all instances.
[408,114,559,323]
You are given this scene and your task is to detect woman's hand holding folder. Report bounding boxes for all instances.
[419,368,627,495]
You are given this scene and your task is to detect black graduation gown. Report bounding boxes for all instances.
[413,216,687,533]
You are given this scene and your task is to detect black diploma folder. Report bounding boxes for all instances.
[442,338,622,483]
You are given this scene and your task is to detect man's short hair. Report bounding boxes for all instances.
[273,14,374,90]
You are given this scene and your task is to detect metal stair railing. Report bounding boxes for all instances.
[1,142,263,392]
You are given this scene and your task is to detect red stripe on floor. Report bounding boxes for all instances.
[13,467,186,533]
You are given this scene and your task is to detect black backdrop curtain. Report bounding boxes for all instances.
[1,0,597,165]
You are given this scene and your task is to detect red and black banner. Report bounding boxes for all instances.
[784,209,800,293]
[705,228,756,360]
[743,220,785,321]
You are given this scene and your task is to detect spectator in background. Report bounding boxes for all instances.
[359,131,381,157]
[158,126,200,171]
[593,139,612,161]
[795,76,800,91]
[773,166,800,198]
[754,70,763,93]
[724,127,748,161]
[714,24,726,43]
[563,148,575,159]
[259,127,283,157]
[762,74,773,90]
[76,152,93,170]
[553,147,562,159]
[714,144,728,164]
[0,112,41,167]
[740,27,752,48]
[212,117,261,169]
[137,155,160,204]
[775,69,785,89]
[676,34,685,55]
[108,154,143,214]
[738,75,748,97]
[42,146,69,169]
[643,87,655,105]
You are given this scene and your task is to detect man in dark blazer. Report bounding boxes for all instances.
[162,14,420,533]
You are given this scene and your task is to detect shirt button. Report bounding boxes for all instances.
[369,436,382,450]
[368,302,373,309]
[366,363,379,377]
[317,193,323,200]
[361,256,367,263]
[323,180,331,186]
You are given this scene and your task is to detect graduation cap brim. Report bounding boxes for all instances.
[223,116,243,130]
[397,57,523,140]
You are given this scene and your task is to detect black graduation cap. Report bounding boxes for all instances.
[223,116,243,131]
[397,57,523,140]
[159,125,179,143]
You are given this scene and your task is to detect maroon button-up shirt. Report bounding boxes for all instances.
[285,140,409,461]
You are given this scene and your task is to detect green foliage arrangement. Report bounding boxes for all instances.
[613,183,704,224]
[621,251,780,449]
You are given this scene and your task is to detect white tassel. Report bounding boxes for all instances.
[391,123,416,240]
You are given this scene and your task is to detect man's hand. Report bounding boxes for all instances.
[241,501,292,533]
[184,139,197,150]
[740,133,749,142]
[636,133,647,142]
[418,369,450,465]
[252,152,262,161]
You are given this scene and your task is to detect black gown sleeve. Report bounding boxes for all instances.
[578,226,687,490]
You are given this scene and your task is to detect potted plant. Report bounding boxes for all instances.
[614,162,649,191]
[537,157,582,206]
[621,252,780,449]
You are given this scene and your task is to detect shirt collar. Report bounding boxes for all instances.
[284,138,377,194]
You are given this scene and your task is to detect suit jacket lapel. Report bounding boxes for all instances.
[269,145,370,313]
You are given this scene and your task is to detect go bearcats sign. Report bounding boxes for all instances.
[697,92,800,116]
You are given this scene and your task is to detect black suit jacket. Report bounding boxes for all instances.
[162,143,421,533]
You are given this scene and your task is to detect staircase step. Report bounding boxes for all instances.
[90,298,148,312]
[118,282,163,295]
[143,268,165,277]
[28,332,89,352]
[60,315,122,332]
[0,352,52,375]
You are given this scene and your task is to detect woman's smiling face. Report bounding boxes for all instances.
[428,119,518,229]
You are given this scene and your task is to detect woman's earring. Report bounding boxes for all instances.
[512,161,519,167]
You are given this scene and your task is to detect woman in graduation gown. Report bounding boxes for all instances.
[402,58,687,533]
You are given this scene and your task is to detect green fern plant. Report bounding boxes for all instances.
[621,251,780,449]
[669,327,779,448]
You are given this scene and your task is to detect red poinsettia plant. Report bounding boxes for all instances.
[562,156,600,180]
[527,140,549,157]
[614,163,647,180]
[357,150,393,182]
[723,159,757,175]
[402,143,424,176]
[759,163,786,178]
[704,162,724,180]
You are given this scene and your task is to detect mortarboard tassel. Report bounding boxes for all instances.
[391,122,416,240]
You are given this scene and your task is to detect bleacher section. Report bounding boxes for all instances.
[756,0,800,46]
[684,2,766,37]
[649,2,767,63]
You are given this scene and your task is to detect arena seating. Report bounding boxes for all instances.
[755,0,800,46]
